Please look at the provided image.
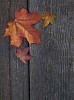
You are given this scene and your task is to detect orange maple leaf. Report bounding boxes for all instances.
[16,47,31,63]
[4,8,42,47]
[42,12,56,27]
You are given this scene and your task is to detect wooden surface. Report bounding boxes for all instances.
[0,1,10,100]
[0,0,29,100]
[0,0,74,100]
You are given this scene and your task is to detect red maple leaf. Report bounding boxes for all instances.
[4,8,42,47]
[16,47,31,63]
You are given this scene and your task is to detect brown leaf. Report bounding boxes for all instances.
[16,47,31,63]
[4,8,42,47]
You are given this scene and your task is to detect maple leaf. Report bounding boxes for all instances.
[42,12,56,27]
[16,47,32,63]
[4,8,42,47]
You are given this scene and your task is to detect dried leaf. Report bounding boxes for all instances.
[16,47,31,63]
[4,8,42,47]
[42,12,56,27]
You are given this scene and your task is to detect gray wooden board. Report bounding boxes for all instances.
[0,0,74,100]
[29,0,74,100]
[0,0,30,100]
[0,0,10,100]
[9,0,29,100]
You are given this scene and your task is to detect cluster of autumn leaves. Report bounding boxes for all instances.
[4,8,55,63]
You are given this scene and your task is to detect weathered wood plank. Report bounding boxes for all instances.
[0,0,10,100]
[29,0,74,100]
[9,0,29,100]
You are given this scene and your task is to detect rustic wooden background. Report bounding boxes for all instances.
[0,0,74,100]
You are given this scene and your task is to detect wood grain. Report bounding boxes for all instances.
[0,0,10,100]
[29,0,74,100]
[0,0,74,100]
[9,0,29,100]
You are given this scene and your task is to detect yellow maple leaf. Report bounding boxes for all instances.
[42,12,56,27]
